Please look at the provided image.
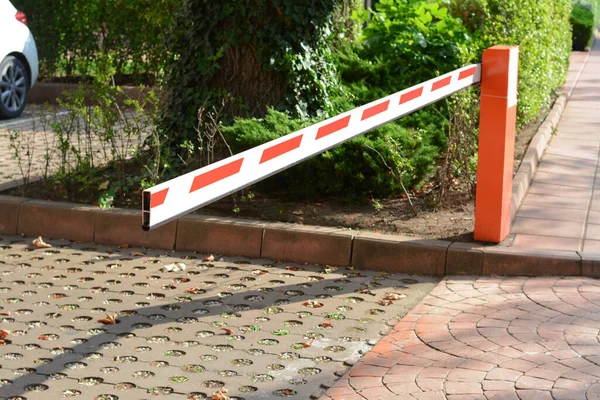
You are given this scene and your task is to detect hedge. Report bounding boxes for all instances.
[455,0,572,126]
[571,1,597,50]
[11,0,177,83]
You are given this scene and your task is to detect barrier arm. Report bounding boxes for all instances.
[142,63,482,231]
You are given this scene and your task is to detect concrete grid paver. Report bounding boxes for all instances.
[0,234,437,399]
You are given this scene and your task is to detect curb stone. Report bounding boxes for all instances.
[0,195,27,235]
[175,214,265,258]
[0,195,590,276]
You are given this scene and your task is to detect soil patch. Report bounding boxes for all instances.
[1,104,550,241]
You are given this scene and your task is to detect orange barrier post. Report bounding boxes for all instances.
[474,46,519,243]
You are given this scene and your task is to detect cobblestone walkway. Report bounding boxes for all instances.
[322,276,600,399]
[0,234,437,399]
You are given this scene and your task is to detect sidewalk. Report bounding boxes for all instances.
[507,40,600,252]
[319,37,600,400]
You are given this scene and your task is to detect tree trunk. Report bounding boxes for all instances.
[209,44,286,118]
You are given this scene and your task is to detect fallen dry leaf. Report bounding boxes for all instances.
[119,244,130,249]
[211,388,230,400]
[164,262,186,272]
[0,330,9,340]
[32,236,52,249]
[0,312,11,316]
[38,335,49,340]
[384,293,407,300]
[0,339,6,346]
[320,322,333,329]
[221,328,234,335]
[300,339,315,348]
[98,180,110,191]
[285,266,302,271]
[251,269,266,275]
[303,300,323,308]
[378,300,394,306]
[129,251,145,257]
[204,255,215,262]
[184,287,203,294]
[98,313,118,325]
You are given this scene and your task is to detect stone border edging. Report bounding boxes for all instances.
[1,195,598,277]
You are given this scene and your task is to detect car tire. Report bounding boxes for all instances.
[0,55,30,119]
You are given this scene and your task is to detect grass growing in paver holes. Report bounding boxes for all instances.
[326,312,346,320]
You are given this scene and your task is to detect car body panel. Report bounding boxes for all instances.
[0,0,39,88]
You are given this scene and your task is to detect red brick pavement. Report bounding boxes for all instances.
[509,40,600,252]
[320,276,600,399]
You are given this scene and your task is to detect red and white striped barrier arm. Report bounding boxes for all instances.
[142,63,482,230]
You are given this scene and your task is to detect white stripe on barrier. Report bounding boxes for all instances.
[142,63,482,230]
[507,47,519,108]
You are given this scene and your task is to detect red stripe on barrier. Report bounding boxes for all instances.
[150,188,169,209]
[432,76,452,91]
[399,87,423,104]
[189,158,244,193]
[316,115,351,140]
[361,100,390,121]
[260,135,303,164]
[459,67,477,80]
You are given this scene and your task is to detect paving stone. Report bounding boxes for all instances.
[515,375,554,390]
[516,390,553,400]
[221,239,600,398]
[485,391,520,400]
[445,380,483,395]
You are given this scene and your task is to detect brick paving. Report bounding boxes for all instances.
[0,234,437,399]
[321,276,600,399]
[509,40,600,252]
[0,106,147,192]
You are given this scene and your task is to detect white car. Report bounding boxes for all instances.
[0,0,38,119]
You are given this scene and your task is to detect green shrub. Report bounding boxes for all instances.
[571,5,595,50]
[221,109,438,201]
[11,0,177,82]
[450,0,572,127]
[572,0,600,23]
[359,1,478,88]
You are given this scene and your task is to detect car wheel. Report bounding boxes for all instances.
[0,56,30,119]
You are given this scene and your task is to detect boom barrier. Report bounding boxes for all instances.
[143,46,519,243]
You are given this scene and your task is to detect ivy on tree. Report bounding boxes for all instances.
[160,0,340,153]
